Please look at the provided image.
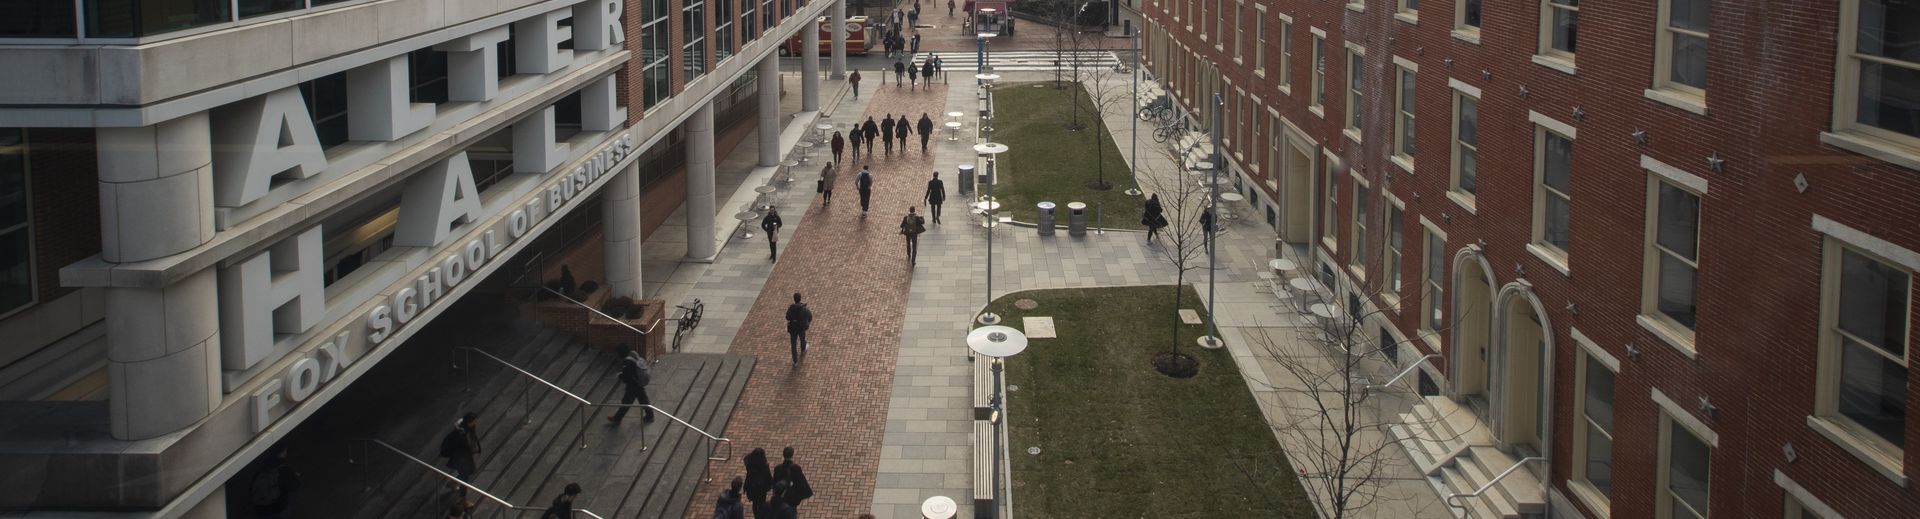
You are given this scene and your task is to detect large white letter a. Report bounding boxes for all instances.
[395,152,485,247]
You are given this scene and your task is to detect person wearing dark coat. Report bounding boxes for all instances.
[773,447,814,512]
[785,293,812,365]
[712,477,746,519]
[537,483,582,519]
[861,118,879,157]
[907,64,919,90]
[879,116,897,156]
[921,61,936,86]
[849,70,862,98]
[916,113,935,153]
[761,207,783,262]
[923,172,946,224]
[766,482,798,519]
[440,413,482,490]
[742,449,775,519]
[850,127,863,157]
[901,208,926,264]
[893,60,906,85]
[606,347,652,423]
[829,131,845,165]
[895,119,910,150]
[1201,205,1217,235]
[1142,193,1168,242]
[855,166,875,214]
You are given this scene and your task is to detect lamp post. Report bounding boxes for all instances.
[967,325,1028,519]
[974,142,1009,325]
[975,73,1000,134]
[1201,93,1224,348]
[1126,31,1142,196]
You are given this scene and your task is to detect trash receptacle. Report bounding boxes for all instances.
[1067,202,1088,236]
[957,164,976,196]
[1037,202,1057,236]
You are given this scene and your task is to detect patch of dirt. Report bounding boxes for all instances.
[1151,352,1199,378]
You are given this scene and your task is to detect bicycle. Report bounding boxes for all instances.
[1152,119,1187,143]
[671,299,704,352]
[1137,101,1170,123]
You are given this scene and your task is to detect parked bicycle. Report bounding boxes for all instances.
[671,299,704,352]
[1137,97,1173,122]
[1152,118,1188,143]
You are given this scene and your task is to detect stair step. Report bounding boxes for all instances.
[1439,466,1498,519]
[1467,446,1545,514]
[1455,454,1520,519]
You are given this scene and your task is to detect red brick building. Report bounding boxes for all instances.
[1144,0,1920,517]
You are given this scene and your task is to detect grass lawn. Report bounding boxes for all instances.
[990,81,1146,230]
[990,286,1315,517]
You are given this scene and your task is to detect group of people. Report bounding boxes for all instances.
[880,29,920,59]
[711,447,814,519]
[893,56,941,90]
[827,113,937,163]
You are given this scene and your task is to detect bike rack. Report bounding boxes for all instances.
[347,438,609,518]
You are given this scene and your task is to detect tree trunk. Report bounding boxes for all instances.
[1171,267,1184,355]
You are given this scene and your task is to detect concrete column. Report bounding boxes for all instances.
[758,57,782,168]
[830,0,848,79]
[801,20,821,111]
[602,161,644,298]
[686,103,718,260]
[96,112,216,263]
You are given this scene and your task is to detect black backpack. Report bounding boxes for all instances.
[439,429,464,459]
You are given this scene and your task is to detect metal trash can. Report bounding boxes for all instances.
[1036,202,1057,236]
[957,164,976,196]
[1067,202,1088,236]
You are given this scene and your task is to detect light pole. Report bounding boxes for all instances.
[967,325,1028,519]
[1126,30,1142,196]
[1201,93,1224,348]
[974,142,1008,325]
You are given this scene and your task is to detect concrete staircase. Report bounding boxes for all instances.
[349,328,754,519]
[1388,396,1545,519]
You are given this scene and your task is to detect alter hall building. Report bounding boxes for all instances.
[1144,0,1918,518]
[0,0,850,515]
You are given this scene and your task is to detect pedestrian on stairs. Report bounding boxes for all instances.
[856,166,874,214]
[917,113,935,153]
[538,483,582,519]
[785,293,812,366]
[933,55,945,81]
[606,346,653,424]
[711,477,746,519]
[901,207,926,264]
[439,413,482,493]
[948,0,955,16]
[743,449,775,519]
[773,447,815,515]
[911,32,921,55]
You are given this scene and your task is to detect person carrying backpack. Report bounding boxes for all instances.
[251,445,301,519]
[856,166,875,215]
[786,293,813,366]
[901,208,927,265]
[440,413,482,492]
[773,447,814,514]
[607,347,653,424]
[539,483,582,519]
[711,477,746,519]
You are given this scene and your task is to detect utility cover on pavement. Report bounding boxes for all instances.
[1014,298,1039,310]
[1023,317,1057,339]
[1179,309,1203,325]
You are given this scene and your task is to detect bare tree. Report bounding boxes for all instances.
[1138,142,1214,377]
[1075,63,1130,190]
[1239,276,1471,519]
[1041,0,1098,130]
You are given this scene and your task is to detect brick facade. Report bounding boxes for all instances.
[1144,0,1920,517]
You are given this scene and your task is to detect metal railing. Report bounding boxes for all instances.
[541,287,666,338]
[347,438,607,519]
[453,347,733,481]
[1444,456,1545,510]
[1365,354,1443,393]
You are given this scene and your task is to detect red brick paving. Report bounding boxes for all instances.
[684,83,950,518]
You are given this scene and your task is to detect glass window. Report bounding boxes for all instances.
[642,0,673,108]
[1539,130,1573,252]
[1254,14,1265,72]
[1397,68,1417,158]
[1403,0,1420,14]
[1234,2,1244,59]
[408,49,450,105]
[1323,161,1338,244]
[1348,52,1364,132]
[1545,0,1581,56]
[1425,231,1444,331]
[498,25,519,78]
[1851,0,1920,140]
[684,0,709,79]
[1281,21,1293,88]
[298,73,351,149]
[714,0,734,62]
[1835,247,1910,447]
[1312,36,1326,108]
[0,0,77,37]
[741,0,757,42]
[1664,421,1711,519]
[0,129,29,315]
[1455,94,1478,194]
[1580,356,1615,495]
[1461,0,1482,28]
[1353,185,1369,270]
[1662,0,1710,91]
[1652,182,1700,328]
[86,0,231,38]
[237,0,299,19]
[1386,206,1404,295]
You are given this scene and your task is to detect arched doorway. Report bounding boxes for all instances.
[1277,127,1314,244]
[1494,284,1553,455]
[1449,249,1496,421]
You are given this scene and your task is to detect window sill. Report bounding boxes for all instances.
[1309,105,1325,119]
[1525,243,1571,276]
[1635,314,1698,360]
[1381,292,1403,315]
[1391,154,1415,175]
[1532,54,1578,75]
[1344,128,1363,145]
[1806,416,1910,487]
[1450,29,1481,45]
[1199,34,1207,42]
[1445,190,1477,215]
[1346,4,1365,13]
[1348,265,1368,282]
[1322,237,1339,254]
[1255,69,1266,79]
[1395,12,1419,25]
[1217,44,1226,53]
[1279,84,1292,96]
[1234,58,1244,66]
[1419,330,1444,352]
[1643,88,1709,116]
[1820,130,1920,172]
[1567,480,1611,518]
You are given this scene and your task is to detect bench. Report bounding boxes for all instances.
[972,356,994,420]
[972,420,997,517]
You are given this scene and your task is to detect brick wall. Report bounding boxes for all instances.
[1145,0,1920,517]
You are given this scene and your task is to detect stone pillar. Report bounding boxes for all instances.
[801,19,821,111]
[602,161,644,298]
[685,103,718,260]
[95,114,224,441]
[830,0,848,79]
[758,57,782,168]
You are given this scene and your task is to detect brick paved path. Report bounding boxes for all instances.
[685,82,950,518]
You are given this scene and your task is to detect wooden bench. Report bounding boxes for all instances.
[972,420,997,517]
[972,357,994,420]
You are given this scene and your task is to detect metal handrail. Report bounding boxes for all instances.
[1366,354,1443,392]
[1444,456,1545,509]
[348,438,607,519]
[541,287,666,337]
[453,347,734,482]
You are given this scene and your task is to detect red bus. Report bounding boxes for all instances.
[780,15,874,56]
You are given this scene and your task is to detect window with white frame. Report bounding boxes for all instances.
[1234,1,1245,61]
[1658,409,1713,519]
[1347,50,1365,139]
[714,0,735,61]
[1655,0,1709,95]
[683,0,709,79]
[1452,92,1479,197]
[1312,34,1327,110]
[0,129,31,317]
[1458,0,1482,31]
[1574,351,1617,503]
[1541,0,1580,59]
[1386,206,1404,297]
[741,0,757,42]
[1817,238,1910,456]
[1535,126,1574,256]
[1401,0,1420,17]
[1255,10,1266,74]
[1834,0,1920,150]
[1280,20,1294,89]
[642,0,673,109]
[1396,64,1417,160]
[1423,229,1445,332]
[1216,0,1225,45]
[1352,183,1370,276]
[1644,178,1701,332]
[1323,159,1339,247]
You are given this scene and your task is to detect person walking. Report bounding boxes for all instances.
[907,64,919,90]
[742,448,775,519]
[948,0,955,16]
[911,32,921,55]
[916,113,934,153]
[921,60,936,87]
[880,116,896,156]
[537,483,582,518]
[712,477,746,519]
[830,130,845,165]
[819,163,837,206]
[901,208,926,264]
[923,172,946,223]
[250,445,301,519]
[1142,193,1168,242]
[896,117,910,151]
[933,55,945,81]
[773,447,815,515]
[785,293,811,366]
[893,60,906,86]
[861,118,879,157]
[849,70,862,98]
[440,413,482,494]
[850,127,863,158]
[761,206,783,262]
[606,347,653,423]
[766,482,798,519]
[856,166,874,215]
